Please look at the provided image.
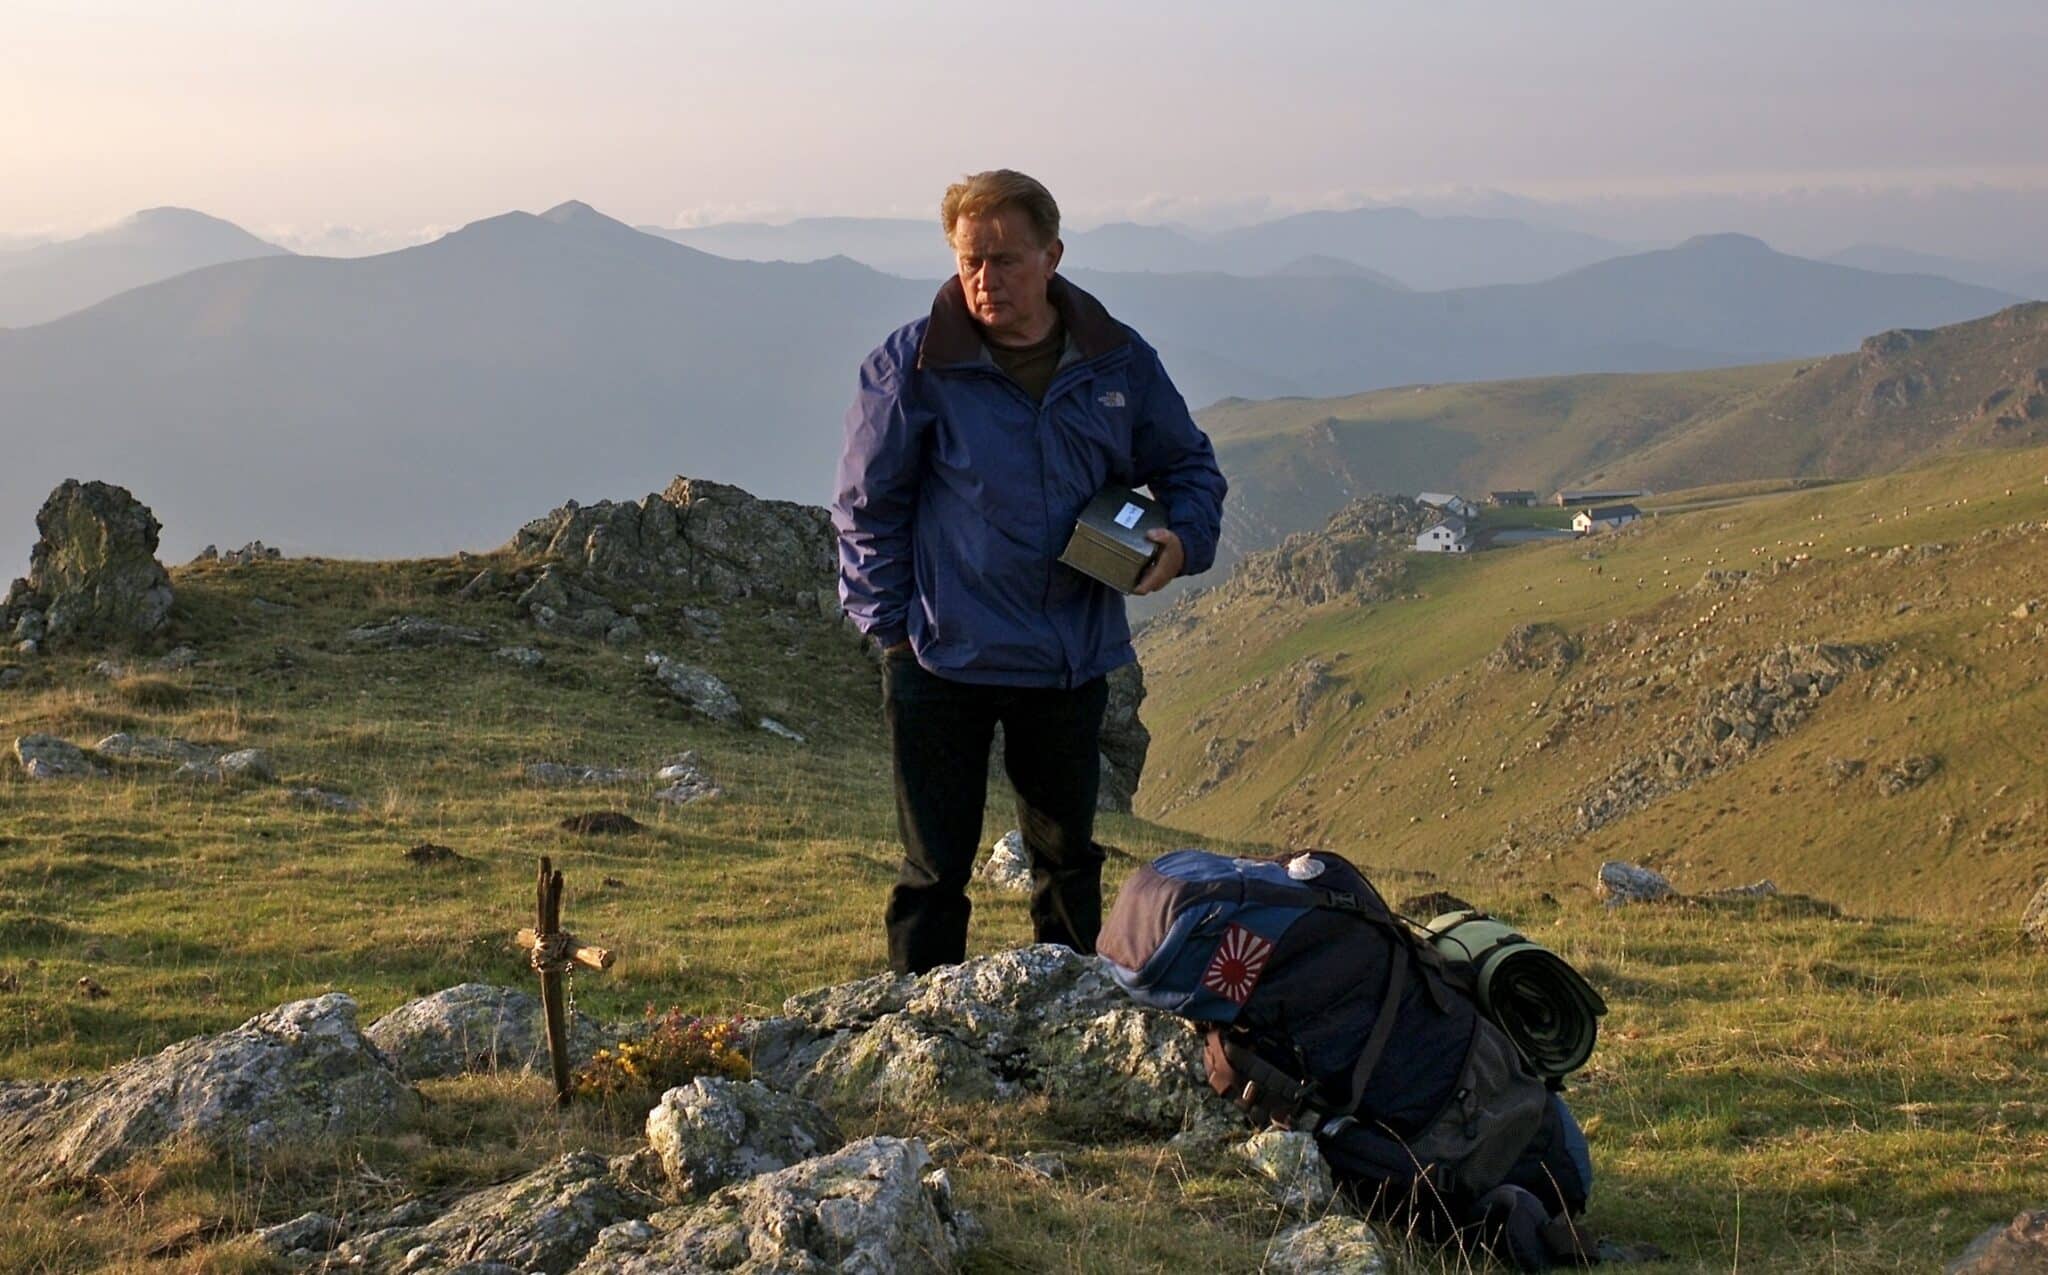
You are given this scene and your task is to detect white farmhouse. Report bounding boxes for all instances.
[1417,491,1479,520]
[1572,503,1643,535]
[1414,517,1473,553]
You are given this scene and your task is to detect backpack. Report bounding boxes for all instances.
[1099,849,1596,1263]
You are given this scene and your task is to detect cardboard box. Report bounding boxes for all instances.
[1059,486,1166,593]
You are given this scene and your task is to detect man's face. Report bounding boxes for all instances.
[951,206,1062,340]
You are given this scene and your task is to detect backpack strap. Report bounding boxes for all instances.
[1341,939,1411,1112]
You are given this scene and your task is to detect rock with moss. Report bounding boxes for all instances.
[764,945,1228,1134]
[365,983,609,1081]
[1238,1129,1338,1216]
[1265,1216,1391,1274]
[645,653,741,723]
[0,993,417,1180]
[334,1150,656,1274]
[646,1076,843,1199]
[569,1136,972,1274]
[1,480,174,649]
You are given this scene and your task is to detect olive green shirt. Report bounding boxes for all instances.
[984,318,1067,405]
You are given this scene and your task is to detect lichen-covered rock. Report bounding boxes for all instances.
[645,653,741,722]
[5,480,174,648]
[343,615,487,649]
[977,830,1032,893]
[495,645,546,668]
[14,734,106,780]
[1598,861,1675,907]
[366,983,607,1080]
[646,1076,843,1198]
[2023,882,2048,947]
[653,752,724,804]
[92,732,218,765]
[1238,1129,1338,1216]
[765,946,1227,1134]
[570,1136,971,1275]
[253,1211,341,1258]
[174,747,275,784]
[0,993,417,1180]
[1265,1216,1390,1275]
[334,1150,655,1274]
[507,476,834,607]
[1947,1207,2048,1273]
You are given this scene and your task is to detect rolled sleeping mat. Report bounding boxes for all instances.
[1424,910,1607,1080]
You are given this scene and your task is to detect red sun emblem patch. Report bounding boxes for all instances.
[1201,924,1275,1005]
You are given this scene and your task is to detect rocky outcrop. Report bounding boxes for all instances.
[173,747,275,784]
[0,993,417,1180]
[365,983,608,1080]
[334,1150,657,1274]
[508,476,834,606]
[752,945,1230,1135]
[343,615,488,649]
[646,1077,843,1199]
[1265,1216,1391,1274]
[1219,494,1432,606]
[571,1136,975,1275]
[1488,622,1580,675]
[1575,643,1882,834]
[1,480,173,649]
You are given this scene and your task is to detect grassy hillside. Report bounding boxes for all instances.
[1,534,2044,1270]
[1138,442,2048,922]
[1196,303,2048,590]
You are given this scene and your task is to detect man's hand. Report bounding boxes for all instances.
[1132,528,1185,596]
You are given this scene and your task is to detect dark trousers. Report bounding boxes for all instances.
[881,651,1109,975]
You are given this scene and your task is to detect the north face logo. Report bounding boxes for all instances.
[1097,390,1126,407]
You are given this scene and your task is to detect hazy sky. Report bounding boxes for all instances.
[6,1,2046,250]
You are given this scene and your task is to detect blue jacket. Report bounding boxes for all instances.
[834,276,1227,688]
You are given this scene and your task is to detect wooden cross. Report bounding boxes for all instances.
[518,855,615,1107]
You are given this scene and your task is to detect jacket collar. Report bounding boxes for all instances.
[917,274,1130,370]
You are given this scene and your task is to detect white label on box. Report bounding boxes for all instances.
[1114,502,1145,529]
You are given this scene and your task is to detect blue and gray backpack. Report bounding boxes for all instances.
[1099,849,1599,1266]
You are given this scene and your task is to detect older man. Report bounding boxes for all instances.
[833,169,1227,975]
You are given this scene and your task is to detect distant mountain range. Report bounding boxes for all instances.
[0,201,2023,573]
[0,208,288,328]
[646,206,1629,290]
[1821,244,2048,302]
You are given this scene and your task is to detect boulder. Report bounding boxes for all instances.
[977,830,1032,893]
[495,645,546,669]
[1265,1216,1391,1275]
[14,734,106,780]
[334,1150,655,1274]
[645,1076,843,1198]
[762,945,1229,1134]
[569,1136,973,1275]
[2023,881,2048,947]
[2,480,174,648]
[645,653,741,723]
[1947,1208,2048,1273]
[343,615,487,649]
[365,983,607,1080]
[1598,861,1675,907]
[652,752,724,804]
[991,661,1152,813]
[758,716,806,742]
[1238,1129,1338,1216]
[0,993,417,1180]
